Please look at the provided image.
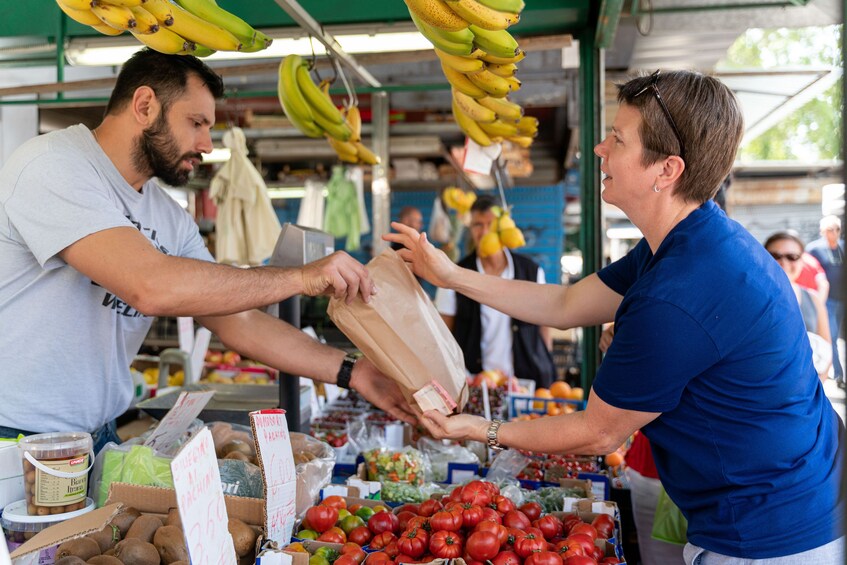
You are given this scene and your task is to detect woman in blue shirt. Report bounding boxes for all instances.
[386,70,844,563]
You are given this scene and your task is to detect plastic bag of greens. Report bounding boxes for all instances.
[91,443,175,507]
[363,447,427,486]
[417,436,479,483]
[651,485,688,545]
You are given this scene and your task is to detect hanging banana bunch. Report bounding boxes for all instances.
[277,54,381,166]
[54,0,272,55]
[403,0,535,148]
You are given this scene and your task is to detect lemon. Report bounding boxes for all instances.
[478,231,503,258]
[499,227,526,249]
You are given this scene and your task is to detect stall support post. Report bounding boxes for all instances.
[371,91,391,257]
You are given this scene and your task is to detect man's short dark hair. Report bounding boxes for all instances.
[105,49,224,117]
[471,194,499,214]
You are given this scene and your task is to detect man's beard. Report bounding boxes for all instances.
[133,112,201,187]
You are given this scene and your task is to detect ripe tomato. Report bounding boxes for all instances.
[563,556,596,565]
[397,511,417,532]
[459,504,485,529]
[367,552,394,565]
[591,545,605,562]
[533,515,564,540]
[348,504,362,514]
[429,530,464,559]
[560,514,582,535]
[397,528,429,558]
[321,495,347,510]
[430,509,463,532]
[333,555,360,565]
[466,531,500,561]
[569,523,598,541]
[306,504,339,533]
[491,550,522,565]
[502,510,532,531]
[347,526,373,546]
[514,530,546,558]
[481,507,503,524]
[489,495,516,516]
[341,543,367,563]
[591,514,615,539]
[369,511,400,535]
[461,481,493,507]
[383,541,400,559]
[553,539,584,558]
[318,530,346,544]
[600,558,622,564]
[369,532,398,550]
[418,499,444,517]
[519,502,543,521]
[524,550,564,565]
[407,516,431,532]
[395,503,420,515]
[564,534,594,556]
[474,520,509,547]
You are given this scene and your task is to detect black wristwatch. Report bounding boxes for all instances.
[336,353,358,389]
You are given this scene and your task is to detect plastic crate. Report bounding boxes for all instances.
[507,394,586,418]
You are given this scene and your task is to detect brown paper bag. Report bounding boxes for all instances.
[327,249,469,413]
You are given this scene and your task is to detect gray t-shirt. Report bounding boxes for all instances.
[0,124,212,433]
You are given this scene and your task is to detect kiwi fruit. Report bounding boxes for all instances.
[54,557,89,565]
[125,515,163,543]
[87,556,124,565]
[164,508,182,530]
[55,537,101,561]
[87,524,121,553]
[114,537,161,565]
[109,506,142,537]
[153,525,188,564]
[227,518,256,558]
[220,440,253,457]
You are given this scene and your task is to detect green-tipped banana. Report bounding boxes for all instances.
[191,44,216,57]
[452,98,492,146]
[441,62,487,98]
[166,1,241,51]
[478,96,523,120]
[470,25,519,59]
[295,63,345,126]
[404,0,468,32]
[240,30,273,52]
[174,0,258,46]
[443,0,519,31]
[409,9,474,56]
[435,48,484,73]
[278,55,323,138]
[453,89,497,123]
[479,48,525,65]
[476,0,524,14]
[314,112,352,142]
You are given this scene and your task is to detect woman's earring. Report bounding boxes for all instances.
[653,184,661,193]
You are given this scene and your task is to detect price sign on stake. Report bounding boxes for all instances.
[144,390,215,455]
[171,427,237,565]
[250,409,297,545]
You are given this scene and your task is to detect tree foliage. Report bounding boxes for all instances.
[718,25,842,161]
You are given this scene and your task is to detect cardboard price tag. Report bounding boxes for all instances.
[250,409,297,546]
[171,427,237,565]
[462,138,502,175]
[144,390,215,455]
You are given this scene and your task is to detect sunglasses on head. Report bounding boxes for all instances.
[634,70,686,160]
[770,252,801,262]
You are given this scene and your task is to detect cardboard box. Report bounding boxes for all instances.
[10,503,121,563]
[106,481,265,526]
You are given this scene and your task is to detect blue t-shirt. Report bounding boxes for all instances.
[595,201,843,558]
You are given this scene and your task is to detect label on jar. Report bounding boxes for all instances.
[33,453,89,507]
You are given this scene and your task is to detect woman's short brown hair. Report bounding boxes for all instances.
[618,70,744,204]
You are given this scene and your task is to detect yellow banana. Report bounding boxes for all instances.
[326,135,360,163]
[91,2,136,30]
[91,22,124,35]
[140,0,174,26]
[354,142,380,165]
[435,48,484,73]
[128,5,159,33]
[466,68,511,98]
[479,119,519,137]
[480,49,525,65]
[470,25,519,59]
[408,10,474,57]
[296,64,345,126]
[486,62,517,77]
[453,89,497,123]
[516,115,538,136]
[404,0,469,32]
[346,105,362,143]
[166,1,241,51]
[441,62,487,99]
[478,96,523,120]
[98,0,143,6]
[57,0,94,9]
[452,99,492,147]
[444,0,519,31]
[131,27,192,53]
[476,0,524,14]
[174,0,257,46]
[56,2,101,25]
[277,55,324,138]
[507,135,533,148]
[503,75,521,92]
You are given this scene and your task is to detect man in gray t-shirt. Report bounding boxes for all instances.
[0,49,414,442]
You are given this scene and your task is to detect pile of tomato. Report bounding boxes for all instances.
[290,482,622,565]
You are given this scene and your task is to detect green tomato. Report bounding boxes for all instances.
[309,555,330,565]
[337,508,352,521]
[354,506,375,522]
[297,529,318,540]
[339,514,365,534]
[314,547,339,562]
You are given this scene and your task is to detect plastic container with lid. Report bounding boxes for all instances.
[18,432,93,516]
[2,497,95,555]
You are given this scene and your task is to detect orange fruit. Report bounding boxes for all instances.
[605,451,624,467]
[550,381,572,399]
[547,403,563,416]
[533,388,552,410]
[568,387,585,401]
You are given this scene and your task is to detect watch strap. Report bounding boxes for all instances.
[487,419,505,451]
[336,353,357,389]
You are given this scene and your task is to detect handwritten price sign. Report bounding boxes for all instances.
[144,390,215,455]
[250,409,297,545]
[171,427,237,565]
